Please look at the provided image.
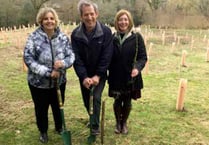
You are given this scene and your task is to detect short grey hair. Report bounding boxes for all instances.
[77,0,98,16]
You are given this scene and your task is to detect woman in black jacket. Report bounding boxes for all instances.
[108,9,147,134]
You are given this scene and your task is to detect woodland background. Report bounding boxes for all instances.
[0,0,209,29]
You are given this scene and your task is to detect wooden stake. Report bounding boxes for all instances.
[206,48,209,62]
[144,35,147,46]
[181,50,187,67]
[207,39,209,48]
[100,100,105,144]
[148,42,153,55]
[176,78,187,111]
[173,31,177,42]
[171,42,176,52]
[162,31,165,45]
[190,37,194,50]
[144,56,149,74]
[177,36,181,45]
[203,35,207,42]
[22,52,28,72]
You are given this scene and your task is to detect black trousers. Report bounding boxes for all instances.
[28,82,66,133]
[114,93,132,109]
[79,77,106,130]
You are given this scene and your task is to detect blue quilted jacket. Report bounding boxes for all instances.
[24,27,75,88]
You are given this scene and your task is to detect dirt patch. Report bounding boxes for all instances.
[0,46,23,67]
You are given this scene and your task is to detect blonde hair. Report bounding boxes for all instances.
[36,7,60,27]
[114,9,134,32]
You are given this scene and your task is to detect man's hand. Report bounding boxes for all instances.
[83,77,93,89]
[91,75,100,86]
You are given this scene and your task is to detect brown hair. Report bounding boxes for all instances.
[114,9,134,32]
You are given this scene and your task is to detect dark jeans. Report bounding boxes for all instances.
[28,82,66,133]
[79,77,106,130]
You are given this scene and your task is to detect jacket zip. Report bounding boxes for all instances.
[49,39,54,88]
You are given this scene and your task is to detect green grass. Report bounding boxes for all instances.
[0,26,209,145]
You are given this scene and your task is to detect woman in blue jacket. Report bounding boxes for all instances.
[24,7,74,143]
[108,9,147,134]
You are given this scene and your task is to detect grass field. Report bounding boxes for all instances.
[0,26,209,145]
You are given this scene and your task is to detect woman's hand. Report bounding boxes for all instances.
[54,60,64,69]
[131,68,139,77]
[51,70,60,79]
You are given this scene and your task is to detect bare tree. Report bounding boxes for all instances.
[0,0,18,27]
[29,0,50,23]
[30,0,50,15]
[1,0,209,28]
[145,0,167,11]
[30,0,50,10]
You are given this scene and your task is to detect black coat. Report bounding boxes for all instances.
[71,21,113,82]
[108,31,147,93]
